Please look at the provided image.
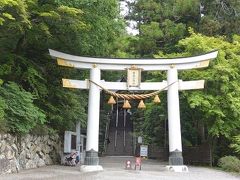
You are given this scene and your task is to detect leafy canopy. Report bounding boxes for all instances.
[0,82,46,134]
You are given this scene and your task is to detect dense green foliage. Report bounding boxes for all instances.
[230,135,240,155]
[218,156,240,172]
[199,0,240,36]
[0,0,123,134]
[0,82,45,133]
[127,0,240,55]
[156,31,240,140]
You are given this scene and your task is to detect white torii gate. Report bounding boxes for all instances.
[49,49,218,172]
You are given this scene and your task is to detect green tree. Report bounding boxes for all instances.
[54,0,125,56]
[148,31,239,163]
[200,0,240,36]
[154,31,240,140]
[0,0,125,134]
[126,0,240,55]
[0,0,29,26]
[230,135,240,156]
[127,0,200,55]
[0,82,46,134]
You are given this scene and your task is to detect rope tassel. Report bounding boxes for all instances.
[153,95,161,104]
[138,100,146,109]
[108,96,116,105]
[123,100,131,109]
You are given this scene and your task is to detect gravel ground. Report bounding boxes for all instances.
[1,157,239,180]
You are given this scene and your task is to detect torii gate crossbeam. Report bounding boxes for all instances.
[49,49,218,172]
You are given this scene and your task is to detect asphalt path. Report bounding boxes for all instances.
[1,157,239,180]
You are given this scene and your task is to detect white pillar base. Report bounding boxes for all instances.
[166,165,188,172]
[80,165,103,172]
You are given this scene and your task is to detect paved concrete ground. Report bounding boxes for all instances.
[1,157,239,180]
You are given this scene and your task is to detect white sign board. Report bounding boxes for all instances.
[64,131,72,153]
[140,145,148,157]
[138,136,143,144]
[127,66,141,87]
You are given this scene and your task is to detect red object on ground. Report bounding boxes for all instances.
[135,157,142,170]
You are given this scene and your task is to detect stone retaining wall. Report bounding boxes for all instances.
[0,133,62,174]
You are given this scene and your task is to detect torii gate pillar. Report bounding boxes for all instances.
[81,66,103,172]
[167,68,183,166]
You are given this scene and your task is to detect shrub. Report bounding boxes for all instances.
[0,82,46,134]
[230,135,240,155]
[218,156,240,173]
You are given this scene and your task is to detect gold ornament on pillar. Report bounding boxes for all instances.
[123,100,131,109]
[153,95,161,104]
[107,96,116,105]
[138,100,146,109]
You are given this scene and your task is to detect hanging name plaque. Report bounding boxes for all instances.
[127,65,141,87]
